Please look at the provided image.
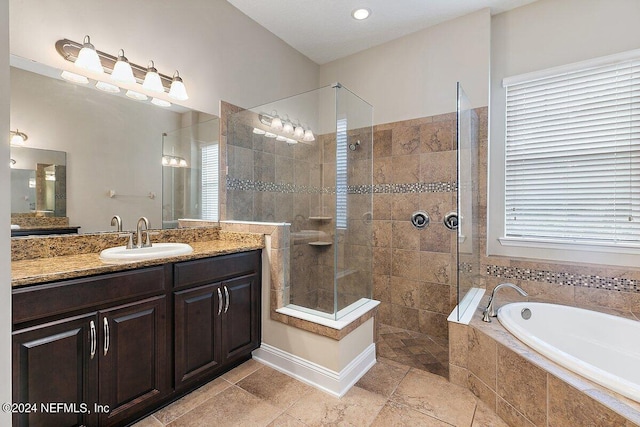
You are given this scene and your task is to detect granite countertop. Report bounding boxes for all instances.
[12,238,264,288]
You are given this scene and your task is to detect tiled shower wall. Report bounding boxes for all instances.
[372,113,461,340]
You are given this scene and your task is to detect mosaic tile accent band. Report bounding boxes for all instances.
[227,177,456,194]
[486,264,640,294]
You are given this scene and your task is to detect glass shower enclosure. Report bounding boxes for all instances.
[226,84,373,320]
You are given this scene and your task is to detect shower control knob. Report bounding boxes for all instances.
[411,211,430,229]
[444,212,459,230]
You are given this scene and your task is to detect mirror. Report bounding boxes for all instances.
[9,56,218,234]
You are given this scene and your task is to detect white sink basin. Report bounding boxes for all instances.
[100,242,194,264]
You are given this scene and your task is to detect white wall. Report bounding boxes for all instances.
[0,0,12,422]
[319,8,491,125]
[488,0,640,260]
[9,0,319,117]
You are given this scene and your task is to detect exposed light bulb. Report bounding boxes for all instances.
[142,60,164,93]
[111,49,136,84]
[253,128,266,135]
[126,90,148,101]
[283,122,294,134]
[169,157,178,166]
[75,35,104,74]
[10,131,27,146]
[96,81,120,93]
[179,159,188,167]
[162,156,170,166]
[294,125,304,139]
[168,70,188,101]
[60,70,89,84]
[352,8,371,20]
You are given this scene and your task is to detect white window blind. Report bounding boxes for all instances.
[504,58,640,246]
[336,118,348,228]
[201,144,219,221]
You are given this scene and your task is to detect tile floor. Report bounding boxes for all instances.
[377,323,450,378]
[133,358,508,427]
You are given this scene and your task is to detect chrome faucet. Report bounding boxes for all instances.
[135,217,152,248]
[110,215,122,232]
[482,283,528,322]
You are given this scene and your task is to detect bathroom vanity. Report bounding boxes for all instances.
[11,240,262,427]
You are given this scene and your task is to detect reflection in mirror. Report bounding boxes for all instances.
[10,56,218,234]
[162,118,220,228]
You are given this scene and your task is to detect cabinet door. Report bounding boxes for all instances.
[221,274,261,362]
[174,283,223,389]
[12,313,98,427]
[98,296,168,427]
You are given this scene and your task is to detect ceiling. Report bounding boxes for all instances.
[226,0,538,65]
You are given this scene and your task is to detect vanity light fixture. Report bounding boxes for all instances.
[257,113,315,144]
[74,35,104,74]
[293,124,305,139]
[96,81,120,93]
[276,135,287,142]
[352,8,371,20]
[282,120,294,135]
[270,114,284,131]
[9,130,28,146]
[286,138,298,145]
[60,70,89,84]
[265,132,277,138]
[162,155,188,167]
[252,128,266,135]
[142,61,164,93]
[111,49,136,84]
[303,128,315,142]
[168,71,188,101]
[56,37,189,107]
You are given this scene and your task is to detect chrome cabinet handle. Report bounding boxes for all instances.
[90,320,96,360]
[224,286,230,313]
[103,317,110,356]
[217,287,223,316]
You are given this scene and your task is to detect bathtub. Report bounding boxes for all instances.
[498,302,640,403]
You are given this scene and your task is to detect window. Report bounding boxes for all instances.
[201,143,219,221]
[336,117,348,228]
[489,50,640,266]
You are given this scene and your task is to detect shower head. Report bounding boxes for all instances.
[349,140,361,151]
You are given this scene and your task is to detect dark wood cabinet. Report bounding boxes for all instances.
[12,250,261,427]
[173,251,261,390]
[98,297,168,427]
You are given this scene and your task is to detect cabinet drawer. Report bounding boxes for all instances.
[174,250,260,289]
[13,266,167,325]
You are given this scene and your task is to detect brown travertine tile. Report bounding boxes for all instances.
[467,328,497,389]
[391,304,420,331]
[420,121,454,152]
[420,251,451,284]
[373,274,390,302]
[449,364,469,388]
[420,151,456,183]
[391,368,477,426]
[391,155,420,184]
[154,377,232,424]
[130,416,163,427]
[286,386,386,426]
[391,249,421,280]
[221,359,264,384]
[575,286,640,313]
[355,359,410,397]
[372,220,392,248]
[391,221,421,251]
[266,413,306,427]
[496,344,547,426]
[468,372,496,413]
[373,247,392,276]
[418,310,448,340]
[370,400,451,426]
[374,129,393,158]
[448,322,468,368]
[166,385,281,427]
[237,365,312,410]
[391,193,420,222]
[390,276,421,309]
[373,193,393,220]
[548,375,633,427]
[472,400,510,427]
[419,282,450,314]
[391,125,421,156]
[496,397,536,427]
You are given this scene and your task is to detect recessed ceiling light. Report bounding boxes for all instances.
[352,8,370,20]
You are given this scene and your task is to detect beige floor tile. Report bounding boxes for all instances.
[370,400,453,426]
[355,360,410,397]
[167,385,282,427]
[221,359,264,383]
[391,368,477,426]
[267,413,308,427]
[286,386,386,426]
[154,377,232,424]
[130,415,164,427]
[237,365,313,410]
[472,400,509,427]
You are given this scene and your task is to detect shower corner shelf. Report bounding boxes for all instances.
[308,241,332,247]
[308,216,332,221]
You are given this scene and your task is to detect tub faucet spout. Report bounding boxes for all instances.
[482,283,528,323]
